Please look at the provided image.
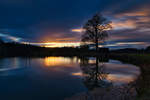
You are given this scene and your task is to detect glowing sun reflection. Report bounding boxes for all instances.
[44,57,78,67]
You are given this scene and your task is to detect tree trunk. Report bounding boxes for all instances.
[95,39,98,52]
[95,27,98,52]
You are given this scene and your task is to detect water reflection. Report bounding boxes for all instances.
[80,57,111,90]
[0,57,29,72]
[44,57,78,67]
[66,57,139,100]
[0,57,140,100]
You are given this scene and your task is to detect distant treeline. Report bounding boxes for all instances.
[0,42,109,57]
[111,47,150,53]
[0,42,150,57]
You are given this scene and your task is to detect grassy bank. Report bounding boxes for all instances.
[110,53,150,100]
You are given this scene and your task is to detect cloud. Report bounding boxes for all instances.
[111,20,136,30]
[71,28,84,33]
[0,33,22,42]
[104,2,150,48]
[0,0,150,48]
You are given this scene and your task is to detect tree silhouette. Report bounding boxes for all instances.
[81,13,112,51]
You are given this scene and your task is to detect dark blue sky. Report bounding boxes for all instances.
[0,0,150,48]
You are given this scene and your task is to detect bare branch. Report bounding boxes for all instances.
[81,13,112,50]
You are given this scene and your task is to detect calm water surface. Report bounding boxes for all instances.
[0,57,140,100]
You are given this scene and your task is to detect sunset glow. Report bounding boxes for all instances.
[22,42,81,48]
[0,0,150,99]
[43,42,80,48]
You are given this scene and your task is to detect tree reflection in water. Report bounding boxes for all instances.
[80,57,111,90]
[65,57,137,100]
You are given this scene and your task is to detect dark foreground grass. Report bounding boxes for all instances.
[110,53,150,100]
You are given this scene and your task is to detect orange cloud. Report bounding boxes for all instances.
[71,72,82,76]
[111,20,136,30]
[111,7,150,30]
[55,37,78,41]
[40,34,78,43]
[71,28,84,33]
[115,7,150,18]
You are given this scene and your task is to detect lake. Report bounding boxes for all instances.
[0,57,140,100]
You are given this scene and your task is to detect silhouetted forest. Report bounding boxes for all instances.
[0,42,150,57]
[0,42,109,57]
[111,48,145,53]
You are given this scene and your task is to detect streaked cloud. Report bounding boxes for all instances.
[71,28,84,33]
[0,0,150,48]
[0,33,22,42]
[111,20,136,30]
[22,42,80,48]
[71,72,82,76]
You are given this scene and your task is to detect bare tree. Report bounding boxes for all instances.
[81,13,112,51]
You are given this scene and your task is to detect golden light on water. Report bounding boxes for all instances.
[107,74,135,84]
[44,57,78,67]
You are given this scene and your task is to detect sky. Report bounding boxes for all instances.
[0,0,150,49]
